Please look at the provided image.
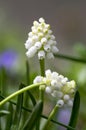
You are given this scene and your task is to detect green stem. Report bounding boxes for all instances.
[42,105,58,130]
[0,82,45,107]
[39,59,45,76]
[39,85,45,101]
[39,59,45,101]
[37,59,45,130]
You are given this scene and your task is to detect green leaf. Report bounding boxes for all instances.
[27,90,36,106]
[0,67,7,95]
[26,61,36,106]
[5,103,14,130]
[26,60,30,85]
[23,83,36,106]
[11,83,24,130]
[54,53,86,64]
[67,91,80,130]
[22,100,43,130]
[0,110,10,117]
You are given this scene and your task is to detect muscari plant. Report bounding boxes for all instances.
[0,18,81,130]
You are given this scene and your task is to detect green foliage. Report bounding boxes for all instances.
[5,104,13,130]
[1,45,85,130]
[67,91,80,130]
[0,110,10,117]
[22,101,43,130]
[11,83,24,130]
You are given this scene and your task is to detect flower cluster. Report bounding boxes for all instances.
[33,70,76,107]
[25,18,58,59]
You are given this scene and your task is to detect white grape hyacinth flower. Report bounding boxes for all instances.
[33,69,76,107]
[25,18,58,59]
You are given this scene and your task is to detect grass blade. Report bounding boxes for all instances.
[0,110,10,117]
[0,95,75,130]
[5,103,14,130]
[0,67,7,95]
[22,100,43,130]
[27,90,36,106]
[55,53,86,64]
[67,91,80,130]
[23,83,36,106]
[11,83,24,130]
[26,60,30,85]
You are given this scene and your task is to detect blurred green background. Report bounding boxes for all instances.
[0,1,86,130]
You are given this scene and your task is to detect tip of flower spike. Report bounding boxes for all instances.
[39,17,45,23]
[33,21,39,26]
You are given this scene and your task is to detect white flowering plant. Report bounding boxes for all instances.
[0,18,81,130]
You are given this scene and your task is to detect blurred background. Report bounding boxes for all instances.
[0,0,86,130]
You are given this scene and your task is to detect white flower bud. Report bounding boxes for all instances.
[33,76,43,84]
[51,80,58,87]
[51,35,55,40]
[63,94,70,101]
[39,17,45,23]
[45,86,52,94]
[70,89,75,95]
[45,24,50,29]
[28,32,33,37]
[25,38,34,49]
[38,50,45,59]
[51,91,63,98]
[61,78,67,85]
[45,34,50,39]
[38,32,43,38]
[58,75,64,80]
[47,40,54,45]
[25,43,31,49]
[51,90,57,97]
[51,72,59,79]
[54,82,63,90]
[51,46,59,54]
[57,100,64,107]
[37,26,43,32]
[46,52,54,59]
[53,41,57,45]
[43,29,48,34]
[33,21,39,27]
[57,91,63,98]
[35,42,42,49]
[44,44,51,52]
[26,46,37,58]
[32,35,38,42]
[67,100,73,107]
[45,69,52,77]
[32,28,38,34]
[48,30,53,34]
[26,38,33,44]
[64,77,68,81]
[41,38,47,44]
[31,26,36,31]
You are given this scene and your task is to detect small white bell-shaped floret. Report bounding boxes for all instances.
[38,50,45,59]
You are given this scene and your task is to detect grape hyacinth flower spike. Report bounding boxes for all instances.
[25,18,59,59]
[33,69,76,107]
